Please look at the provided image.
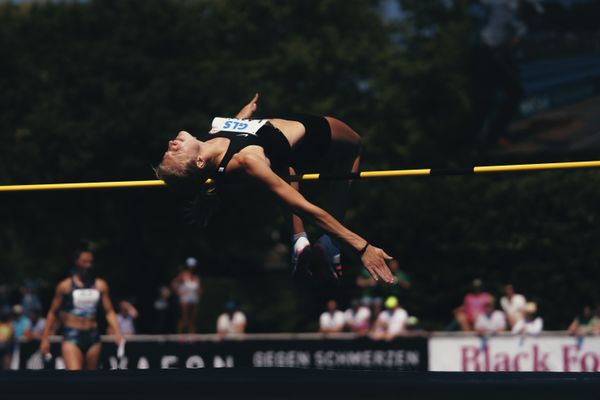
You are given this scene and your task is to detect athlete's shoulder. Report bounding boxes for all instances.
[95,278,108,291]
[56,278,72,293]
[237,151,270,171]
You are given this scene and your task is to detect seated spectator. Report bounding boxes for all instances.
[474,297,506,335]
[568,305,597,336]
[500,283,526,328]
[344,299,371,335]
[0,307,13,370]
[11,305,30,342]
[116,301,139,336]
[217,302,247,337]
[371,296,408,341]
[594,305,600,335]
[453,278,492,331]
[512,302,543,335]
[319,299,345,334]
[25,309,45,341]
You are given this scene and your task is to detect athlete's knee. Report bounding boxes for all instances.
[326,117,362,153]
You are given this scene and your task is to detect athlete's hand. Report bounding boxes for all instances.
[40,338,50,355]
[360,245,395,283]
[236,93,259,119]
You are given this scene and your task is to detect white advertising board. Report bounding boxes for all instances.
[429,335,600,372]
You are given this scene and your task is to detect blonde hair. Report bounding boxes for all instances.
[155,150,219,226]
[155,153,205,193]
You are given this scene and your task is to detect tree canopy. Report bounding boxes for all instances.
[1,0,599,332]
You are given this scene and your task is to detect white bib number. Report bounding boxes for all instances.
[210,117,267,135]
[73,288,100,311]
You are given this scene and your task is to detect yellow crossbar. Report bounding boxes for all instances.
[1,160,599,192]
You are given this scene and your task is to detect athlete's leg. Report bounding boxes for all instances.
[177,303,189,333]
[85,342,102,370]
[0,349,10,370]
[62,341,84,370]
[323,116,362,221]
[289,166,313,280]
[289,166,307,236]
[312,117,362,279]
[189,303,199,333]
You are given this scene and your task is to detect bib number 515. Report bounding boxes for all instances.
[222,120,248,131]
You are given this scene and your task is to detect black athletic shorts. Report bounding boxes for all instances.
[281,114,332,172]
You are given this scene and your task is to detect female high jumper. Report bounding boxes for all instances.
[156,94,394,284]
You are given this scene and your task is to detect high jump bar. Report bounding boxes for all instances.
[1,160,600,192]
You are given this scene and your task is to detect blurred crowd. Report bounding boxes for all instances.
[3,253,600,370]
[318,274,600,341]
[317,258,423,340]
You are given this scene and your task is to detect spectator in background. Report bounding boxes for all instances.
[0,307,13,370]
[172,257,202,334]
[568,305,597,336]
[344,299,371,335]
[453,278,492,331]
[319,299,345,335]
[116,301,139,336]
[370,299,383,332]
[372,296,408,341]
[594,305,600,335]
[500,283,526,328]
[20,279,43,315]
[25,309,45,341]
[217,302,247,338]
[153,286,172,334]
[11,305,30,342]
[512,302,543,335]
[474,296,506,335]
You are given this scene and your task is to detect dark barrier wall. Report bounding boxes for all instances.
[19,337,427,371]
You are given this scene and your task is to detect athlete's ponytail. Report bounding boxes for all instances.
[154,162,219,227]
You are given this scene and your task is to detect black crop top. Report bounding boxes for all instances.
[61,277,101,319]
[196,122,291,176]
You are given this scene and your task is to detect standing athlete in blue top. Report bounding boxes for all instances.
[40,250,123,370]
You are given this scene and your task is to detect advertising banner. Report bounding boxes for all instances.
[429,335,600,372]
[19,337,427,371]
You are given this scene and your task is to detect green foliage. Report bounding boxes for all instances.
[0,0,596,331]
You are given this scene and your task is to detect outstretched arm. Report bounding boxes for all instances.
[241,154,394,283]
[99,280,123,345]
[40,281,68,355]
[235,93,259,119]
